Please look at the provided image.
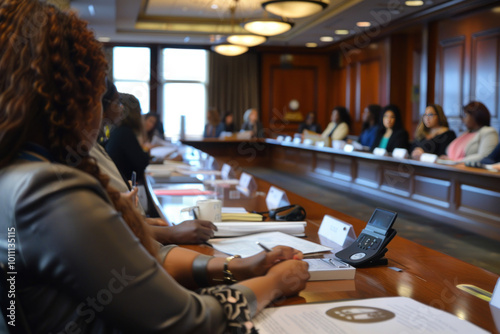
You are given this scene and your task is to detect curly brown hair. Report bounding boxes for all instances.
[0,0,156,256]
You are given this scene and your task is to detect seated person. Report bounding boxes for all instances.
[358,104,381,148]
[0,3,309,332]
[370,104,409,153]
[410,104,456,160]
[220,111,236,133]
[105,93,151,184]
[298,111,322,134]
[441,101,498,163]
[91,82,216,244]
[480,142,500,165]
[241,108,264,138]
[203,108,224,138]
[321,106,351,142]
[143,112,170,147]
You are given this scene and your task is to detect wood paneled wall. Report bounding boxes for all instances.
[260,5,500,139]
[434,8,500,135]
[260,54,329,136]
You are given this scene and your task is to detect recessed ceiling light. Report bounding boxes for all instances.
[306,42,318,48]
[492,6,500,14]
[405,0,424,6]
[88,4,95,16]
[320,36,334,42]
[211,4,218,9]
[334,29,350,35]
[98,37,111,42]
[356,21,371,27]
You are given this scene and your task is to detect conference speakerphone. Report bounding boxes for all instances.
[335,208,397,267]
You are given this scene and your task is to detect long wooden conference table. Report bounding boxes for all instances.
[147,144,500,333]
[181,137,500,242]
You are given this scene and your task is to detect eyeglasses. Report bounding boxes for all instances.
[423,113,437,118]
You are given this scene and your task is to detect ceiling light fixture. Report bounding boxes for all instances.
[243,18,294,36]
[227,34,267,47]
[320,36,334,42]
[356,21,371,27]
[305,42,318,48]
[262,0,329,19]
[405,0,424,6]
[334,29,350,35]
[212,44,249,56]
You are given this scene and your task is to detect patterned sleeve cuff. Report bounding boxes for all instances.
[199,286,258,334]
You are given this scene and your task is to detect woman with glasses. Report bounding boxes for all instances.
[370,104,409,153]
[410,104,456,160]
[440,101,498,162]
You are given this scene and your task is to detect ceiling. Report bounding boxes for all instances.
[69,0,466,48]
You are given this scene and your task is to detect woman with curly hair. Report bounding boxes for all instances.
[321,106,351,143]
[0,1,309,333]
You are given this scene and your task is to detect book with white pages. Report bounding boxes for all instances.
[213,222,305,237]
[209,231,332,258]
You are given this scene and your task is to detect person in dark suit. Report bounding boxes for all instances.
[370,104,409,153]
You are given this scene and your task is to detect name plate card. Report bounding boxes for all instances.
[284,136,292,142]
[490,278,500,331]
[373,147,387,156]
[343,144,354,152]
[221,163,232,180]
[276,135,285,141]
[420,153,438,163]
[303,138,313,146]
[293,137,302,144]
[318,215,356,247]
[266,186,290,210]
[315,141,325,147]
[392,148,408,159]
[237,172,257,196]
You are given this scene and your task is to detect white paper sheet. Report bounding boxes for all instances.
[209,231,331,257]
[253,296,488,334]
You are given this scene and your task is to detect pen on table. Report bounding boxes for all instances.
[256,242,272,253]
[191,208,198,220]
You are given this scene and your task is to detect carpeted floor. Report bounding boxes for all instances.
[246,167,500,275]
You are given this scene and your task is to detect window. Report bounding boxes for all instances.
[161,48,208,137]
[113,47,150,113]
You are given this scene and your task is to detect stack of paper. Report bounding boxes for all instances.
[209,231,331,258]
[213,222,306,237]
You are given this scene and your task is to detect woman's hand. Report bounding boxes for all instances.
[120,187,138,208]
[265,259,310,297]
[230,246,303,281]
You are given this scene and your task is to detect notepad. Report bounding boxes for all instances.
[209,231,332,258]
[220,213,263,222]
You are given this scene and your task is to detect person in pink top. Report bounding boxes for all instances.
[441,101,498,162]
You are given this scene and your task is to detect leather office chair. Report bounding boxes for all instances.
[0,263,32,334]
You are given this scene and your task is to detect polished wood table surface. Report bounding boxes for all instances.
[147,167,500,333]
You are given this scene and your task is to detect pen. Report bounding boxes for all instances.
[130,171,137,188]
[256,242,272,252]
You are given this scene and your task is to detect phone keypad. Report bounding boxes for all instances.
[357,234,380,250]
